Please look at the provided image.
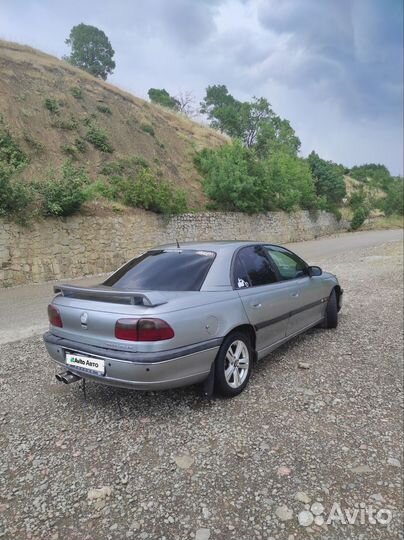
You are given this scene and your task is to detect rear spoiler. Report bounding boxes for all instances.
[53,284,167,307]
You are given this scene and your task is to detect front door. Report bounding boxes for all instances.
[264,245,326,335]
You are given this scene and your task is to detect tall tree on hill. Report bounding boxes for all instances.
[200,84,300,155]
[65,24,116,80]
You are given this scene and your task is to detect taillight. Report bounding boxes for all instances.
[138,318,175,341]
[115,318,174,341]
[48,304,63,328]
[115,318,138,341]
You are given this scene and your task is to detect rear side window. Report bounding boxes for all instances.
[104,250,215,291]
[234,246,277,288]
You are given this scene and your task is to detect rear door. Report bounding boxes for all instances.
[264,246,326,336]
[234,246,295,354]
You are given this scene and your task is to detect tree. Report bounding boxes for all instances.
[196,141,268,213]
[195,142,318,214]
[175,91,197,117]
[350,163,392,188]
[307,151,346,206]
[351,207,369,230]
[256,116,301,158]
[200,85,300,154]
[200,85,245,139]
[383,178,404,215]
[243,97,274,148]
[65,24,116,80]
[264,153,318,211]
[148,88,179,110]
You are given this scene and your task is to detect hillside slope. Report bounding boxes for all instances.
[0,40,226,208]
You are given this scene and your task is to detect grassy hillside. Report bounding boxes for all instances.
[0,40,226,209]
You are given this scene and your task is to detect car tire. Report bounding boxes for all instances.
[214,331,253,397]
[321,289,338,329]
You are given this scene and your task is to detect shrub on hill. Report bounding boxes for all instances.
[350,163,392,188]
[44,98,60,114]
[93,160,188,215]
[196,141,267,213]
[196,141,319,213]
[351,207,370,230]
[85,125,113,152]
[33,161,89,217]
[0,163,34,221]
[0,116,28,170]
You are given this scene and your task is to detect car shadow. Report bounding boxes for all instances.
[55,322,343,418]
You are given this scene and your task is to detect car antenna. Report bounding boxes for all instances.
[176,238,180,248]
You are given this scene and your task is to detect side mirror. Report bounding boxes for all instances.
[308,265,322,277]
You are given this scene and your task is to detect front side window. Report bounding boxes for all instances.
[104,250,215,291]
[234,246,277,288]
[265,246,307,281]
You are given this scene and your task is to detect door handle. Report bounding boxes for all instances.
[290,292,299,298]
[250,303,262,308]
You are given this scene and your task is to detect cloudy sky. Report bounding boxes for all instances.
[1,0,403,174]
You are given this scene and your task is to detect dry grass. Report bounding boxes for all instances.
[344,174,386,199]
[0,39,227,208]
[361,214,403,231]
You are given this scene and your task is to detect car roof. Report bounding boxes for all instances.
[155,240,269,251]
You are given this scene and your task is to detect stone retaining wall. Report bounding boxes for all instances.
[0,210,348,287]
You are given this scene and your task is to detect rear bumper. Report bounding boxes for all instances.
[43,332,220,391]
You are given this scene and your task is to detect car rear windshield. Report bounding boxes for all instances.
[103,249,216,291]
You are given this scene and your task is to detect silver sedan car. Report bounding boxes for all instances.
[44,241,343,397]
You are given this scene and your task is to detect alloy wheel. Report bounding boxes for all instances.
[224,340,250,389]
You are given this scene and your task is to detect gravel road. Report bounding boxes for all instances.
[0,237,403,539]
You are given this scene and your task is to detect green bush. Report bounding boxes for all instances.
[0,163,34,221]
[264,152,318,212]
[147,88,180,110]
[85,126,113,152]
[74,138,87,153]
[44,98,60,114]
[62,138,87,158]
[95,164,187,214]
[0,118,32,222]
[350,163,392,188]
[96,104,112,114]
[62,144,78,158]
[197,141,268,213]
[0,116,28,170]
[196,142,318,213]
[121,169,187,214]
[82,114,97,126]
[327,204,342,221]
[100,156,149,176]
[351,207,369,230]
[34,161,89,217]
[383,180,404,216]
[23,132,44,153]
[140,123,155,137]
[70,86,83,99]
[349,190,367,211]
[51,115,78,130]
